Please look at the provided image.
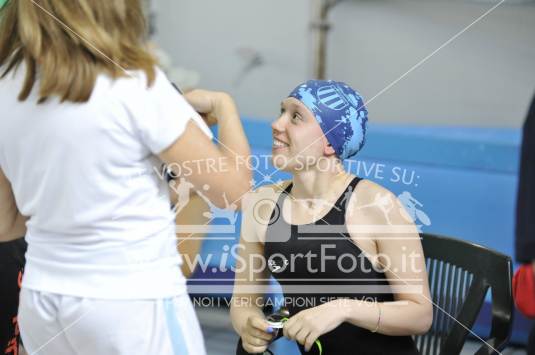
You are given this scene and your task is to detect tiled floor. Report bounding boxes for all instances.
[196,306,527,355]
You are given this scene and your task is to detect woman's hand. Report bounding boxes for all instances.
[283,300,346,352]
[240,315,275,354]
[184,89,234,126]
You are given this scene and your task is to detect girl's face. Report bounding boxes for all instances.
[271,98,333,172]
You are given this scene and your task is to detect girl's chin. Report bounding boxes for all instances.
[271,148,290,159]
[270,154,292,170]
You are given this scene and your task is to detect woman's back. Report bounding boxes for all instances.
[0,65,213,299]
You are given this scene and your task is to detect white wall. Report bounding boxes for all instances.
[153,0,535,127]
[152,0,313,122]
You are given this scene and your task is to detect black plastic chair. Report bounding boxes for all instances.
[415,233,514,355]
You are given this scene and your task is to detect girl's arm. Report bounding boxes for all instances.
[0,168,26,242]
[344,184,433,335]
[174,193,211,278]
[159,90,252,209]
[230,187,279,353]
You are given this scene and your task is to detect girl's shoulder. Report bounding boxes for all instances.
[352,177,395,202]
[252,180,292,199]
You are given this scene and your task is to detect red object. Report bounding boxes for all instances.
[512,264,535,318]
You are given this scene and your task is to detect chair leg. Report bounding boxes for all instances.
[527,323,535,355]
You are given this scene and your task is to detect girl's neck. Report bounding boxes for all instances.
[290,163,351,201]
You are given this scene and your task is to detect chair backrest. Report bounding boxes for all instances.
[414,233,514,355]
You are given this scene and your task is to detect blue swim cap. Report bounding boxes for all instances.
[288,80,368,160]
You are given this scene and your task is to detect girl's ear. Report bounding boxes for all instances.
[324,142,336,156]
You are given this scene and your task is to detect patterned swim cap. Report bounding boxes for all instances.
[288,80,368,160]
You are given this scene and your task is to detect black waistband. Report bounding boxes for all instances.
[0,238,27,265]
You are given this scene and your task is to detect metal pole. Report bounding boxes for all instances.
[313,0,340,80]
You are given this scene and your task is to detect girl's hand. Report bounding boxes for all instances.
[283,300,346,352]
[184,89,234,126]
[240,315,275,354]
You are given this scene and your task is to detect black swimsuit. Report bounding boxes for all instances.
[262,177,419,355]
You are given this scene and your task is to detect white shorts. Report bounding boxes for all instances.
[18,289,206,355]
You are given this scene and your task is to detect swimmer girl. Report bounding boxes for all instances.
[231,80,432,354]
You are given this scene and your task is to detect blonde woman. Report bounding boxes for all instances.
[0,1,251,354]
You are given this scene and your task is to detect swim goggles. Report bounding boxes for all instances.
[260,308,323,355]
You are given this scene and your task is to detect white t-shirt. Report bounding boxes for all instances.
[0,65,213,299]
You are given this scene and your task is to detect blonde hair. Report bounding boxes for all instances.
[0,0,157,103]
